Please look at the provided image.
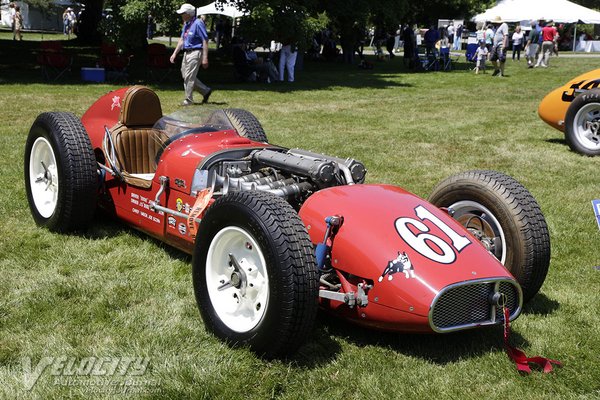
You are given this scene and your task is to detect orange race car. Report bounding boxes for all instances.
[539,68,600,156]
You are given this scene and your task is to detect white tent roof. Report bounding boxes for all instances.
[473,0,600,24]
[197,2,248,19]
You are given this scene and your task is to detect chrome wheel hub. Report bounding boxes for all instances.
[574,103,600,150]
[449,200,507,264]
[29,137,59,218]
[206,227,269,333]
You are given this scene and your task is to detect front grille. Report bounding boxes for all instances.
[429,279,522,333]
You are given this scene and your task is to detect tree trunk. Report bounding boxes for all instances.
[77,0,103,44]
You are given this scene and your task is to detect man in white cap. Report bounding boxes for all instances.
[170,3,212,105]
[489,16,508,77]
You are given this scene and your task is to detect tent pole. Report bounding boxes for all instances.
[573,23,577,52]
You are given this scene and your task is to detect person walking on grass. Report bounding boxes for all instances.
[524,20,540,68]
[485,24,494,51]
[474,40,488,74]
[13,5,23,41]
[279,38,298,82]
[170,3,212,106]
[9,3,16,39]
[535,20,558,68]
[511,26,524,61]
[490,16,508,77]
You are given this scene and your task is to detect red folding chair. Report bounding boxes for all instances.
[99,43,132,82]
[146,43,173,82]
[37,41,73,81]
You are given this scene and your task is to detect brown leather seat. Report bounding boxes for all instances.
[110,86,167,187]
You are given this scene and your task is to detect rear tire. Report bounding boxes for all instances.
[24,112,97,232]
[192,191,318,357]
[429,170,550,302]
[223,108,268,143]
[565,89,600,156]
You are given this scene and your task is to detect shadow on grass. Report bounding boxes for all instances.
[80,211,546,368]
[545,138,567,146]
[522,293,560,316]
[85,211,191,263]
[0,38,419,92]
[308,311,529,366]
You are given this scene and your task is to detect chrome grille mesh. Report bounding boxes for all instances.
[430,279,521,332]
[495,281,519,320]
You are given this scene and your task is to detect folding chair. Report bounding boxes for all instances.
[419,47,438,71]
[465,43,478,63]
[146,43,173,83]
[439,47,452,71]
[100,43,132,83]
[37,41,73,81]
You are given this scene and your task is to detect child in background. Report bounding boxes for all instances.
[474,40,488,74]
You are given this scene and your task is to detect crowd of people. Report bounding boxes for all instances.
[473,18,560,75]
[62,7,81,38]
[6,0,589,103]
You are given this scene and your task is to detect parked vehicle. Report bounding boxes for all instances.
[25,86,551,357]
[539,68,600,155]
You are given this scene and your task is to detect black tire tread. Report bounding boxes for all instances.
[564,89,600,156]
[25,112,97,232]
[223,108,268,143]
[193,191,318,357]
[429,170,550,302]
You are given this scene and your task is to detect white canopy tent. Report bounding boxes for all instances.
[196,2,248,19]
[473,0,600,51]
[473,0,600,24]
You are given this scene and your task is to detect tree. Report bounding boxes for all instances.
[220,0,326,49]
[406,0,494,25]
[77,0,105,44]
[572,0,600,9]
[98,0,183,49]
[317,0,410,63]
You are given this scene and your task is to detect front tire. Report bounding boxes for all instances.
[24,112,97,232]
[429,170,550,302]
[192,191,318,357]
[565,89,600,156]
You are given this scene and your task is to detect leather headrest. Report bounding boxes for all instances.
[119,86,163,127]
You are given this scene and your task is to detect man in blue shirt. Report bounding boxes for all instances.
[170,3,212,105]
[424,25,440,58]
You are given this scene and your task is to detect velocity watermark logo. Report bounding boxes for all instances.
[22,356,159,394]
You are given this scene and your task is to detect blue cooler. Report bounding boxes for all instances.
[81,67,105,83]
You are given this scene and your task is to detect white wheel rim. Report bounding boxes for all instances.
[573,102,600,151]
[206,226,269,333]
[449,200,507,265]
[29,137,59,219]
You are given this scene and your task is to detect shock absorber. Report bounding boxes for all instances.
[315,215,343,271]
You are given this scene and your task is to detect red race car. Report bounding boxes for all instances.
[25,86,551,357]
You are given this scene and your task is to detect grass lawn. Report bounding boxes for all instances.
[1,34,600,399]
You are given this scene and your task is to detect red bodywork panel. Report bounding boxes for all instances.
[81,89,266,253]
[299,184,514,332]
[82,87,128,149]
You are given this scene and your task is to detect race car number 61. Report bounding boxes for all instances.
[395,205,471,264]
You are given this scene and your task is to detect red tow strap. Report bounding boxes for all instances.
[187,188,213,240]
[503,306,562,374]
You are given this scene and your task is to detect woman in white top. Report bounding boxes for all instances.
[512,26,524,61]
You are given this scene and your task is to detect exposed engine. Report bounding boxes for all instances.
[192,148,367,206]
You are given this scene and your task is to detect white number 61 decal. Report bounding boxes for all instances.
[395,205,471,264]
